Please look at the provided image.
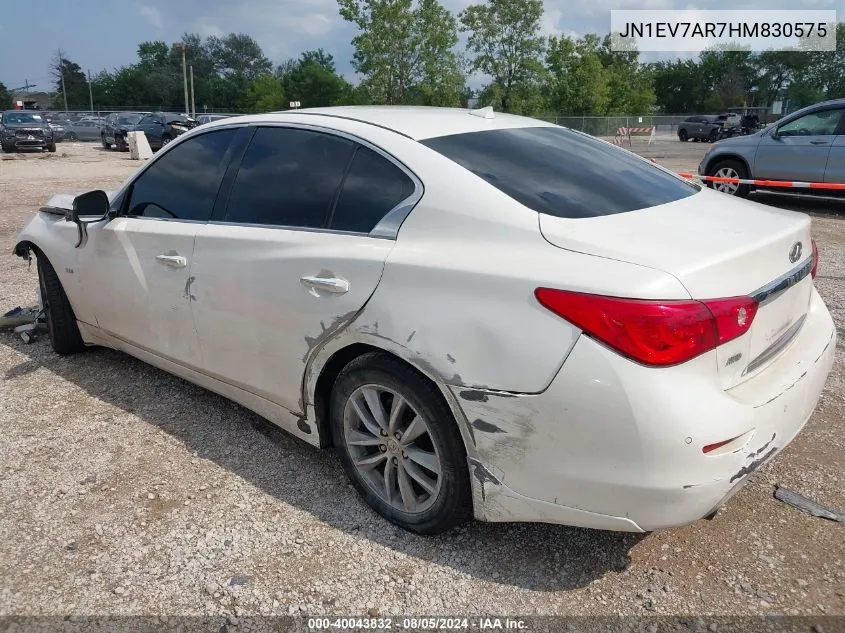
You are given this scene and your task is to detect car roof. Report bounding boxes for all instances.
[223,106,555,141]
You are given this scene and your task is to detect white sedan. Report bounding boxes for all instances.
[14,106,836,534]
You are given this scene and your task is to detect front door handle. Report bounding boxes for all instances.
[809,140,829,145]
[300,276,349,294]
[156,254,187,268]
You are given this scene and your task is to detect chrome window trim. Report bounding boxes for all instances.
[111,120,424,241]
[749,257,813,306]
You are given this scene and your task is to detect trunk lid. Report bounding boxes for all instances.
[539,188,814,388]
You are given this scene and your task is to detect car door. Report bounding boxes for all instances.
[753,106,843,182]
[190,125,419,414]
[136,114,163,146]
[824,116,845,184]
[77,127,242,369]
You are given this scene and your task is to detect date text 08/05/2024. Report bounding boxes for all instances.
[307,617,528,630]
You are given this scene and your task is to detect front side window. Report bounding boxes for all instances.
[125,129,237,221]
[421,126,698,220]
[224,127,356,228]
[777,108,843,137]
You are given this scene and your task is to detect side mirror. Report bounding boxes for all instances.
[67,190,110,248]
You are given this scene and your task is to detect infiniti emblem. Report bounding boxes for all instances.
[788,241,802,263]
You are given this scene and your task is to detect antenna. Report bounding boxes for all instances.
[468,105,495,119]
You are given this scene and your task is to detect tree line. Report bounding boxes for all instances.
[3,0,843,116]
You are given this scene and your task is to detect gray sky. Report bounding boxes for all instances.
[0,0,840,93]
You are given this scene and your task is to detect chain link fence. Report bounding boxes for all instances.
[538,115,692,139]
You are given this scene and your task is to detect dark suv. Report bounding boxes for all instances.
[0,111,56,152]
[101,112,147,151]
[134,113,196,150]
[677,114,738,143]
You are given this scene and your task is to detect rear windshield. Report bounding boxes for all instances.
[421,126,698,219]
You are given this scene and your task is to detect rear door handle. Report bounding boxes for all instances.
[300,276,349,294]
[156,254,187,268]
[809,140,829,145]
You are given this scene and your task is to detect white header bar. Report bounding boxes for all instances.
[610,10,837,52]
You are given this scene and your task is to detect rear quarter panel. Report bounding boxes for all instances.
[333,138,692,394]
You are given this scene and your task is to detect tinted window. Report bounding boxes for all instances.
[330,146,415,233]
[126,129,237,221]
[224,127,355,228]
[421,126,698,219]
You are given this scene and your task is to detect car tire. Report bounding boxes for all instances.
[47,143,56,153]
[66,132,78,141]
[708,129,719,143]
[329,352,472,535]
[707,159,750,198]
[1,141,12,153]
[37,254,86,355]
[117,137,128,152]
[678,129,688,142]
[102,136,111,150]
[161,135,172,146]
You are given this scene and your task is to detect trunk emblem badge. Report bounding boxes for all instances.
[789,242,802,263]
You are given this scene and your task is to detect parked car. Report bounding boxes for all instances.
[678,114,733,142]
[14,106,835,535]
[48,122,66,142]
[0,110,56,152]
[101,112,147,151]
[63,119,104,142]
[196,114,233,126]
[700,98,845,197]
[135,112,196,150]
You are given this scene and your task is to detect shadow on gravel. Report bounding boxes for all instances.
[750,192,845,215]
[3,337,647,591]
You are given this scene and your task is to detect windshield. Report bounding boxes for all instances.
[421,126,699,219]
[119,114,143,125]
[3,112,43,124]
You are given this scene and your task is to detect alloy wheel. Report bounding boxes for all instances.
[714,166,740,195]
[343,385,443,514]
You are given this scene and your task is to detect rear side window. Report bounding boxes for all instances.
[224,127,356,228]
[330,146,416,233]
[421,126,697,219]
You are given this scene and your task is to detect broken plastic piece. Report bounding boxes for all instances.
[469,106,495,120]
[0,306,41,330]
[774,486,844,523]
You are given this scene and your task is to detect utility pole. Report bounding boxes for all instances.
[189,65,196,119]
[181,44,189,116]
[24,79,30,93]
[58,51,69,113]
[87,70,94,114]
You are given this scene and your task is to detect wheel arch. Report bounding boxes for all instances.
[703,152,751,177]
[307,340,477,461]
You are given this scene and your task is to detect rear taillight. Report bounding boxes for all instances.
[534,289,758,367]
[811,239,819,279]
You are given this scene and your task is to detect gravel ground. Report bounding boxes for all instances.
[0,142,843,619]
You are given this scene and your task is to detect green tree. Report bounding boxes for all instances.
[339,0,463,105]
[207,33,272,80]
[50,50,89,108]
[459,0,545,112]
[651,59,707,113]
[414,0,464,106]
[279,49,354,107]
[545,35,609,116]
[0,81,10,109]
[246,75,286,112]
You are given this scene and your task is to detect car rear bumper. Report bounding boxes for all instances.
[455,286,836,532]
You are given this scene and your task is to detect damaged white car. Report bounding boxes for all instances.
[14,106,837,534]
